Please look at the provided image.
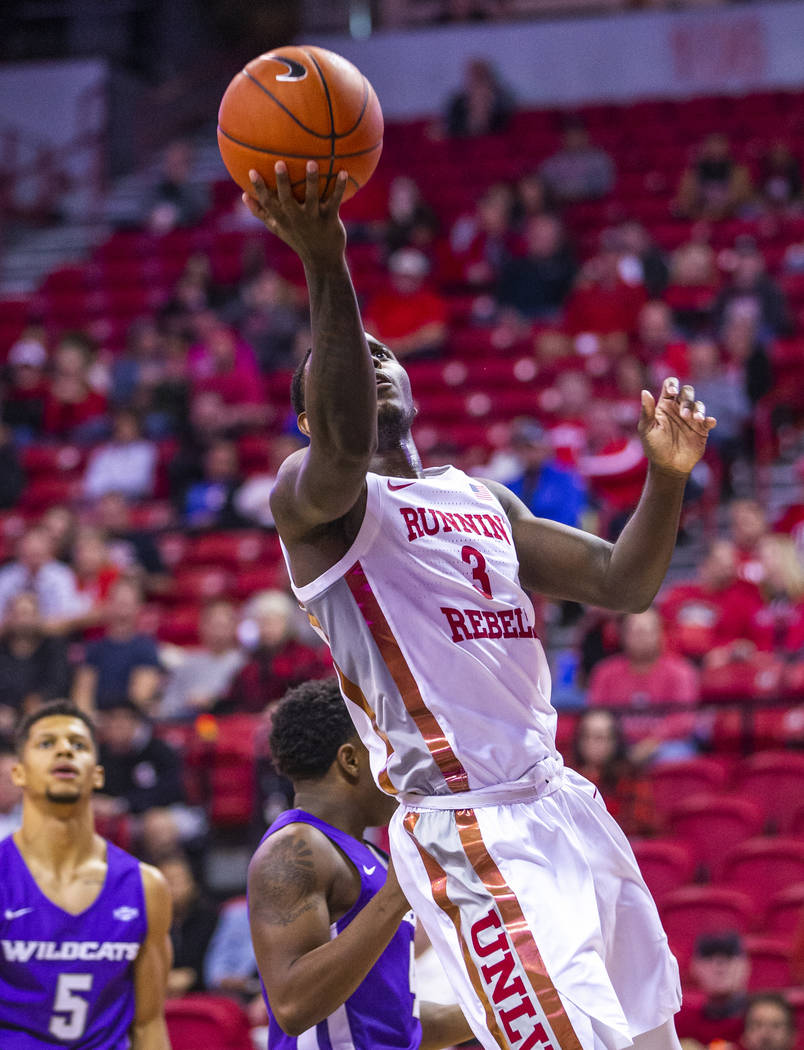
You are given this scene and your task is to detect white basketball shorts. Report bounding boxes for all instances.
[390,762,681,1050]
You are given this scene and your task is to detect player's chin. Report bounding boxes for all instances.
[45,786,83,804]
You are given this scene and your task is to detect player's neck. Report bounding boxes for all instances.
[16,800,98,871]
[369,433,424,479]
[293,788,366,841]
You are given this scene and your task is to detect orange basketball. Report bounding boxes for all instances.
[217,45,383,203]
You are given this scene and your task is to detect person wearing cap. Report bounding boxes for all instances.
[675,932,750,1046]
[2,337,48,438]
[506,418,588,528]
[363,248,448,359]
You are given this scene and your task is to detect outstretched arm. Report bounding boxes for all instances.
[490,377,716,612]
[244,163,377,539]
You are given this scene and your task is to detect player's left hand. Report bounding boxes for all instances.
[638,376,717,478]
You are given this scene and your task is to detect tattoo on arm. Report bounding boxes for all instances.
[251,837,319,927]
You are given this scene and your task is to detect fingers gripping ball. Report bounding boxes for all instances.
[217,46,384,203]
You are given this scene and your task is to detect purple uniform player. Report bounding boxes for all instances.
[0,703,171,1049]
[248,680,471,1050]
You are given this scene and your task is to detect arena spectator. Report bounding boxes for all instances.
[564,236,646,346]
[686,336,751,492]
[188,318,265,430]
[203,896,261,1007]
[42,331,107,442]
[578,401,646,529]
[0,526,86,627]
[748,535,804,655]
[496,214,576,322]
[741,995,797,1050]
[0,425,23,510]
[757,141,802,212]
[728,497,770,585]
[70,526,121,636]
[225,267,307,373]
[39,504,78,564]
[442,58,514,138]
[633,300,689,388]
[82,409,157,504]
[674,133,752,220]
[182,439,248,531]
[71,578,162,713]
[144,140,208,233]
[675,932,749,1045]
[109,318,163,410]
[713,236,792,340]
[512,172,555,230]
[664,241,719,335]
[167,390,230,513]
[587,608,701,763]
[609,355,649,431]
[158,851,219,996]
[138,330,191,438]
[720,313,773,406]
[545,370,593,467]
[160,599,244,718]
[539,117,615,203]
[382,175,439,258]
[774,460,804,558]
[363,248,448,359]
[2,337,48,438]
[660,539,763,662]
[571,709,658,838]
[614,220,669,299]
[94,491,168,590]
[446,182,519,288]
[503,419,587,528]
[223,590,329,714]
[0,745,22,841]
[234,433,305,530]
[0,592,70,727]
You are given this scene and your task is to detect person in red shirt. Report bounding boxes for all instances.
[43,331,107,440]
[188,317,266,430]
[564,237,646,343]
[70,525,122,639]
[633,301,689,390]
[748,535,804,654]
[443,182,520,288]
[571,709,659,838]
[587,608,701,763]
[660,539,764,662]
[545,369,592,467]
[363,248,448,360]
[728,498,770,586]
[579,400,647,531]
[222,590,330,714]
[675,932,749,1046]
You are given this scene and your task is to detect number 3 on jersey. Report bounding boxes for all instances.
[50,973,93,1040]
[461,545,493,599]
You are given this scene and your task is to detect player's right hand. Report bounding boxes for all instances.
[380,858,411,918]
[242,161,348,268]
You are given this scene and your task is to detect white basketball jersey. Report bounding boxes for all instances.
[285,466,559,797]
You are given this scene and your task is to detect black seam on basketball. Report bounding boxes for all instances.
[334,77,370,139]
[240,69,331,139]
[218,127,381,160]
[301,49,336,198]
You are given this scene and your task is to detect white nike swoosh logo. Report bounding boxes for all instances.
[5,907,33,920]
[363,865,377,875]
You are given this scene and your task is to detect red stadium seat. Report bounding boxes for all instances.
[154,605,201,646]
[182,530,265,570]
[660,887,754,973]
[744,936,794,990]
[20,476,81,512]
[167,567,234,604]
[764,883,804,945]
[648,758,728,820]
[722,838,804,910]
[21,444,84,476]
[735,752,804,832]
[666,795,763,880]
[699,653,785,704]
[631,840,695,902]
[165,995,253,1050]
[186,714,262,828]
[233,564,287,602]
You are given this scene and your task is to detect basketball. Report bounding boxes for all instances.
[217,45,384,203]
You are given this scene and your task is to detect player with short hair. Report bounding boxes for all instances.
[248,677,472,1049]
[244,163,717,1050]
[0,701,172,1049]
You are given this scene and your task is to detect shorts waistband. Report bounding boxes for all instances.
[399,756,564,810]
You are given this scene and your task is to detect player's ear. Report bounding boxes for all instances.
[298,412,311,438]
[92,764,105,791]
[10,761,25,788]
[336,740,360,780]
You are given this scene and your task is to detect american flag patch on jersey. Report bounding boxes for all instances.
[469,480,495,503]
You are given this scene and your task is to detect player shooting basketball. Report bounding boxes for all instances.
[244,161,716,1050]
[0,702,171,1049]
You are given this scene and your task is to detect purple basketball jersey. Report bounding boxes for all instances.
[0,835,147,1048]
[254,809,420,1050]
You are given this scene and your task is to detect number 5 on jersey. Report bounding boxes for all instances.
[50,973,93,1040]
